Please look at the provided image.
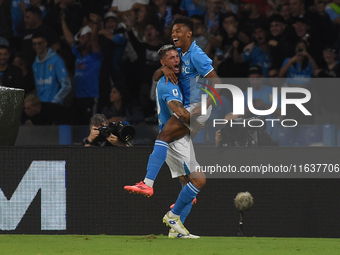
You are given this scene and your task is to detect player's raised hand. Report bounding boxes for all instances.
[162,66,178,84]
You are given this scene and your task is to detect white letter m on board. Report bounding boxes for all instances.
[0,161,66,230]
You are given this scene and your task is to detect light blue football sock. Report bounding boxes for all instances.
[145,140,168,183]
[171,182,200,216]
[177,181,193,223]
[180,202,193,223]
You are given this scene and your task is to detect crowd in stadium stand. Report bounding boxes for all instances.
[0,0,339,126]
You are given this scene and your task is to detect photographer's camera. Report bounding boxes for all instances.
[97,121,136,144]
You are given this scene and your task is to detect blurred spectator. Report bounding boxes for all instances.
[205,0,224,36]
[110,0,150,12]
[32,32,71,104]
[126,22,163,119]
[102,86,126,123]
[316,44,340,77]
[25,0,47,18]
[238,0,268,42]
[268,14,295,70]
[82,113,128,147]
[136,5,160,41]
[22,6,60,66]
[289,0,324,41]
[110,0,150,22]
[265,0,280,17]
[233,25,272,77]
[98,11,127,112]
[180,0,206,17]
[209,12,248,77]
[191,14,209,50]
[314,44,340,125]
[0,0,12,42]
[279,3,292,23]
[11,0,30,48]
[278,40,315,123]
[102,85,144,124]
[122,5,159,42]
[279,40,318,86]
[292,16,324,65]
[325,0,340,25]
[62,13,102,124]
[153,0,174,30]
[21,93,74,125]
[0,44,24,89]
[43,0,86,73]
[222,0,239,14]
[44,0,85,38]
[12,53,36,95]
[315,0,338,45]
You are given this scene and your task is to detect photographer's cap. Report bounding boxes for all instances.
[248,65,263,75]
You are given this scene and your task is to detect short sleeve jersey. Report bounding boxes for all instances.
[177,41,213,106]
[155,76,183,132]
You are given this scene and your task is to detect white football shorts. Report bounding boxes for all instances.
[165,133,200,178]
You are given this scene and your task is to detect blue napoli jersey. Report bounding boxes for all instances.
[177,41,213,106]
[281,57,313,86]
[180,0,205,17]
[156,76,183,132]
[73,45,102,98]
[242,45,272,77]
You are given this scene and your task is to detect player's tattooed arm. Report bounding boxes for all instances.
[169,100,191,125]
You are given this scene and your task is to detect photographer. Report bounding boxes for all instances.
[215,113,273,147]
[82,114,128,147]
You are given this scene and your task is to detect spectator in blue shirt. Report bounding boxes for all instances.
[180,0,206,17]
[62,12,102,124]
[233,25,272,77]
[278,40,318,87]
[98,11,127,112]
[32,32,71,104]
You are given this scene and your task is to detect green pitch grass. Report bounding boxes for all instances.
[0,235,339,255]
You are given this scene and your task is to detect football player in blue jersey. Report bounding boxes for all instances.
[124,16,218,198]
[137,44,204,238]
